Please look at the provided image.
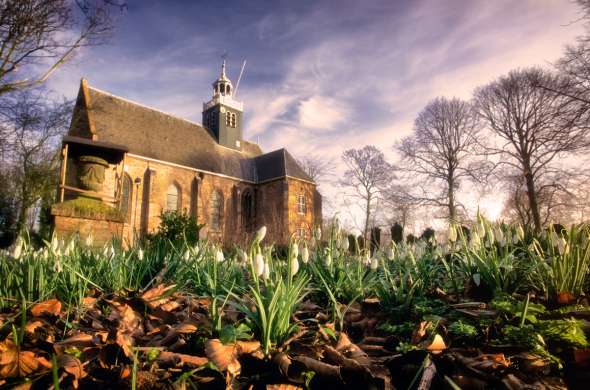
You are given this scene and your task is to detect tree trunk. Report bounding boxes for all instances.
[364,194,371,243]
[448,176,456,223]
[524,169,542,232]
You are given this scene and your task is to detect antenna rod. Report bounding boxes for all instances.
[234,60,247,96]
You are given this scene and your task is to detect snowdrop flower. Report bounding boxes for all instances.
[370,256,379,270]
[255,226,267,242]
[183,250,191,261]
[50,235,59,253]
[314,227,322,241]
[324,252,332,266]
[254,252,265,277]
[290,255,299,276]
[238,249,249,264]
[387,246,395,260]
[11,239,23,260]
[511,232,519,245]
[301,246,310,263]
[291,242,299,259]
[494,227,504,243]
[85,234,94,247]
[65,239,75,256]
[341,237,349,252]
[137,248,144,261]
[215,248,224,262]
[263,260,270,280]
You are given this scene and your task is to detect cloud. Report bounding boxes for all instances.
[298,96,347,129]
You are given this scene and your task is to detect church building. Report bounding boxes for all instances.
[51,62,321,246]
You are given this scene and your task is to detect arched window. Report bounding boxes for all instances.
[297,194,306,214]
[226,112,236,128]
[166,183,180,211]
[120,174,132,221]
[210,190,223,230]
[242,190,254,229]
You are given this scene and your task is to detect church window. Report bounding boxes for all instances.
[226,112,236,128]
[120,174,132,221]
[297,194,306,214]
[166,183,180,211]
[210,190,223,230]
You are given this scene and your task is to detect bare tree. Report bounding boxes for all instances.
[474,68,589,231]
[295,155,335,184]
[0,0,123,95]
[340,145,393,241]
[0,88,71,230]
[395,97,483,223]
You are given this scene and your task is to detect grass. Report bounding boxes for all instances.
[2,216,590,385]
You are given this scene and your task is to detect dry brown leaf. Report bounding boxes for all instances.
[0,339,42,378]
[30,299,61,317]
[116,331,134,357]
[471,353,510,370]
[425,334,446,354]
[266,385,303,390]
[108,303,142,336]
[557,291,575,305]
[24,320,46,334]
[141,284,176,308]
[205,339,240,375]
[411,321,430,343]
[158,351,208,368]
[59,354,87,388]
[81,297,97,308]
[174,321,198,334]
[55,333,95,348]
[161,301,181,312]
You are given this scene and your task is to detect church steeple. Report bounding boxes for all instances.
[213,60,233,97]
[203,60,244,150]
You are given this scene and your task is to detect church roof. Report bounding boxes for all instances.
[254,148,313,183]
[68,80,314,184]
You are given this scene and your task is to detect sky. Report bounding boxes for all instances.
[47,0,587,233]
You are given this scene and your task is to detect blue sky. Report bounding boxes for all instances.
[48,0,586,231]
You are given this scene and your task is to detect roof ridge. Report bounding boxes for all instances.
[88,85,206,130]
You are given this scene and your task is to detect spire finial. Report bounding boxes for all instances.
[221,52,228,78]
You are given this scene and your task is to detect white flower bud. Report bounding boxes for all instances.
[291,242,299,259]
[183,250,191,261]
[341,237,349,251]
[370,256,379,270]
[301,246,310,263]
[138,248,144,261]
[254,252,265,276]
[85,234,94,247]
[255,226,267,242]
[387,246,395,260]
[215,248,224,262]
[290,256,299,276]
[324,252,332,266]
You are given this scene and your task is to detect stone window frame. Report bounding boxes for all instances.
[241,188,254,230]
[225,112,237,128]
[297,194,306,215]
[210,189,223,231]
[165,182,182,212]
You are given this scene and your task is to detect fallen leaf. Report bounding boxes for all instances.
[108,303,143,336]
[30,299,61,317]
[557,291,575,305]
[205,339,241,375]
[411,321,430,343]
[158,351,208,368]
[59,354,87,388]
[0,339,42,378]
[425,334,446,354]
